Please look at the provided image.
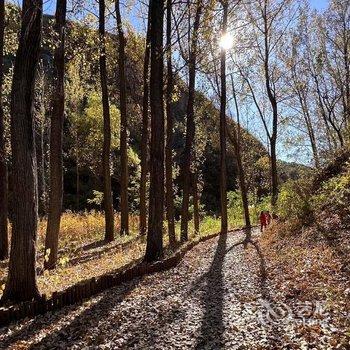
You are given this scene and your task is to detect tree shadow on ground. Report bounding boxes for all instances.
[248,239,287,348]
[195,232,227,349]
[0,278,142,349]
[36,236,143,276]
[247,239,267,293]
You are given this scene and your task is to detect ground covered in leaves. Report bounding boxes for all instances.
[0,212,230,298]
[1,229,348,349]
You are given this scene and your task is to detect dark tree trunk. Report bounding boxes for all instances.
[139,14,151,236]
[115,0,129,235]
[270,135,278,206]
[2,0,42,302]
[165,0,176,246]
[0,0,8,261]
[145,0,164,262]
[180,0,202,242]
[193,171,200,235]
[99,0,114,242]
[44,0,67,270]
[219,1,228,234]
[263,2,278,207]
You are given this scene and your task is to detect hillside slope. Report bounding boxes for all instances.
[254,149,350,347]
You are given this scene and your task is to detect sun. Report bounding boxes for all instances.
[219,32,233,50]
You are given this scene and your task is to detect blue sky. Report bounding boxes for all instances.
[38,0,329,19]
[309,0,328,10]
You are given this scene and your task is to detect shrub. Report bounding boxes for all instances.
[311,163,350,233]
[276,179,313,223]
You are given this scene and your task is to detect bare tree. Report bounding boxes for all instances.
[99,0,114,242]
[239,0,296,206]
[219,0,228,234]
[180,0,203,242]
[139,14,151,236]
[165,0,176,246]
[44,0,67,270]
[116,0,129,235]
[227,76,251,236]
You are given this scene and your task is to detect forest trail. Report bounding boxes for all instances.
[0,230,338,349]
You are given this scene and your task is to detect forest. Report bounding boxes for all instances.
[0,0,349,348]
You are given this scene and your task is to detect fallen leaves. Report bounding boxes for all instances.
[0,229,349,349]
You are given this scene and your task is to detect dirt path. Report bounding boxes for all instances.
[0,230,343,349]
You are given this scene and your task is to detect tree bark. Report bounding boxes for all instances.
[75,133,80,211]
[115,0,129,235]
[139,14,151,236]
[219,1,228,234]
[36,119,46,217]
[0,0,8,261]
[193,171,200,235]
[165,0,176,246]
[270,136,278,206]
[99,0,114,242]
[44,0,67,270]
[34,63,47,218]
[263,1,278,207]
[229,75,251,234]
[180,0,202,242]
[2,0,42,302]
[145,0,164,262]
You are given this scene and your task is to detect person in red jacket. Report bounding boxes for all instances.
[259,211,267,232]
[266,210,272,225]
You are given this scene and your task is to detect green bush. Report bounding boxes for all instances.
[276,179,312,222]
[311,163,350,230]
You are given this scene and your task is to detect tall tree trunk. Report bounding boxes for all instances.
[34,64,47,217]
[99,0,114,242]
[193,171,200,235]
[270,136,278,206]
[2,0,42,302]
[219,1,228,234]
[263,2,278,207]
[115,0,129,235]
[145,0,164,262]
[75,134,80,211]
[229,75,251,236]
[36,120,46,217]
[44,0,67,270]
[139,14,151,236]
[343,32,350,124]
[165,0,176,246]
[180,0,202,242]
[0,0,8,261]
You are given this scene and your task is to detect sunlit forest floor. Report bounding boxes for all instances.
[1,229,348,349]
[0,211,241,298]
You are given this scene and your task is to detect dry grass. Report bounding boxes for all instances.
[0,211,141,298]
[37,211,140,253]
[0,211,232,299]
[248,221,350,347]
[258,222,346,300]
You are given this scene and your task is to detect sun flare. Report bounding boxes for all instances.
[219,32,233,50]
